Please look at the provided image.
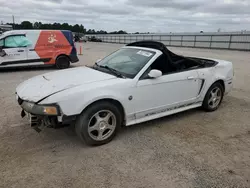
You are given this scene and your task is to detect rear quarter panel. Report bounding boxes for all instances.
[34,30,72,64]
[197,59,233,99]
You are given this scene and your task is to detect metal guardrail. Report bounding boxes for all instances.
[88,33,250,51]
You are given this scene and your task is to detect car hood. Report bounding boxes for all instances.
[16,66,117,103]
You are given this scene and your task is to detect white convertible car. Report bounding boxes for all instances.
[16,41,233,145]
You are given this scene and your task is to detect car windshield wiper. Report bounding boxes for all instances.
[95,63,126,78]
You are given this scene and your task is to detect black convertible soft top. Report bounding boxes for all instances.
[126,40,215,69]
[126,40,182,64]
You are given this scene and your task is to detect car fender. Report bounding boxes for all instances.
[75,92,127,115]
[39,84,131,117]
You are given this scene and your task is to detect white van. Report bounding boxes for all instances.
[0,29,79,69]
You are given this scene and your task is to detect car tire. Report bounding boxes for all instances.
[55,55,70,69]
[75,101,122,146]
[202,82,224,112]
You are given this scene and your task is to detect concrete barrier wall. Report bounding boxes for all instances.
[87,33,250,51]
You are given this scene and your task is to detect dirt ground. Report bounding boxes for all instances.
[0,42,250,188]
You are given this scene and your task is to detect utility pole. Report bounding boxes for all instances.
[12,15,15,29]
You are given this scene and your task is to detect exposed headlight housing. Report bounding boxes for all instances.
[20,101,60,116]
[43,106,58,115]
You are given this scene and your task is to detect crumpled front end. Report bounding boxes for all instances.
[16,95,76,132]
[15,66,119,131]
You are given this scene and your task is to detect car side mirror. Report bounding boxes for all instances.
[148,69,162,78]
[0,47,6,57]
[96,58,102,63]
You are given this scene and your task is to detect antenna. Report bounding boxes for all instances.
[12,15,15,29]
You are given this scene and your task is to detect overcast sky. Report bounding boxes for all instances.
[0,0,250,33]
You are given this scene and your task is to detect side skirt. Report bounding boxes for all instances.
[1,58,51,66]
[0,62,45,68]
[126,102,202,126]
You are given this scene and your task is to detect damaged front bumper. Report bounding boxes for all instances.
[22,112,59,132]
[20,100,60,116]
[17,96,76,132]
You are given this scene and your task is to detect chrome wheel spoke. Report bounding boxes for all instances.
[103,112,112,123]
[94,113,102,122]
[208,96,213,104]
[97,129,105,140]
[106,123,115,130]
[211,92,215,98]
[215,88,220,96]
[88,122,99,133]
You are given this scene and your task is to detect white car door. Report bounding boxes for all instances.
[133,57,202,120]
[0,35,27,66]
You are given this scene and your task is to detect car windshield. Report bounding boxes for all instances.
[96,48,155,78]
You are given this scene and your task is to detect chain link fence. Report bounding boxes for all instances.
[87,33,250,51]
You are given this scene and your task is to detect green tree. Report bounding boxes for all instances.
[61,23,70,30]
[20,21,33,29]
[79,24,86,33]
[87,29,96,34]
[33,22,41,29]
[72,24,80,32]
[109,30,127,34]
[8,20,116,34]
[52,22,62,30]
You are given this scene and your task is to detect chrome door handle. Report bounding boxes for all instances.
[187,76,195,80]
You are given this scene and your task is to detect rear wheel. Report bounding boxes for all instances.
[202,82,224,112]
[75,101,122,146]
[55,56,70,69]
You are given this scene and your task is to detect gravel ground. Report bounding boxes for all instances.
[0,42,250,188]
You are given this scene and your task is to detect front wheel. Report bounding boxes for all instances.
[202,82,224,112]
[75,101,122,146]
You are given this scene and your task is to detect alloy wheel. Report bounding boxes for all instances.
[208,87,222,109]
[88,110,117,141]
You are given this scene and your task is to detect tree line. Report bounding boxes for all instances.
[6,21,128,34]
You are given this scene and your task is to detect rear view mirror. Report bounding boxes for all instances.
[148,69,162,78]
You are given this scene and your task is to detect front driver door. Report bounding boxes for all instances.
[0,35,28,66]
[134,69,202,120]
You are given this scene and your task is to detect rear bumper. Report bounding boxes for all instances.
[69,55,79,63]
